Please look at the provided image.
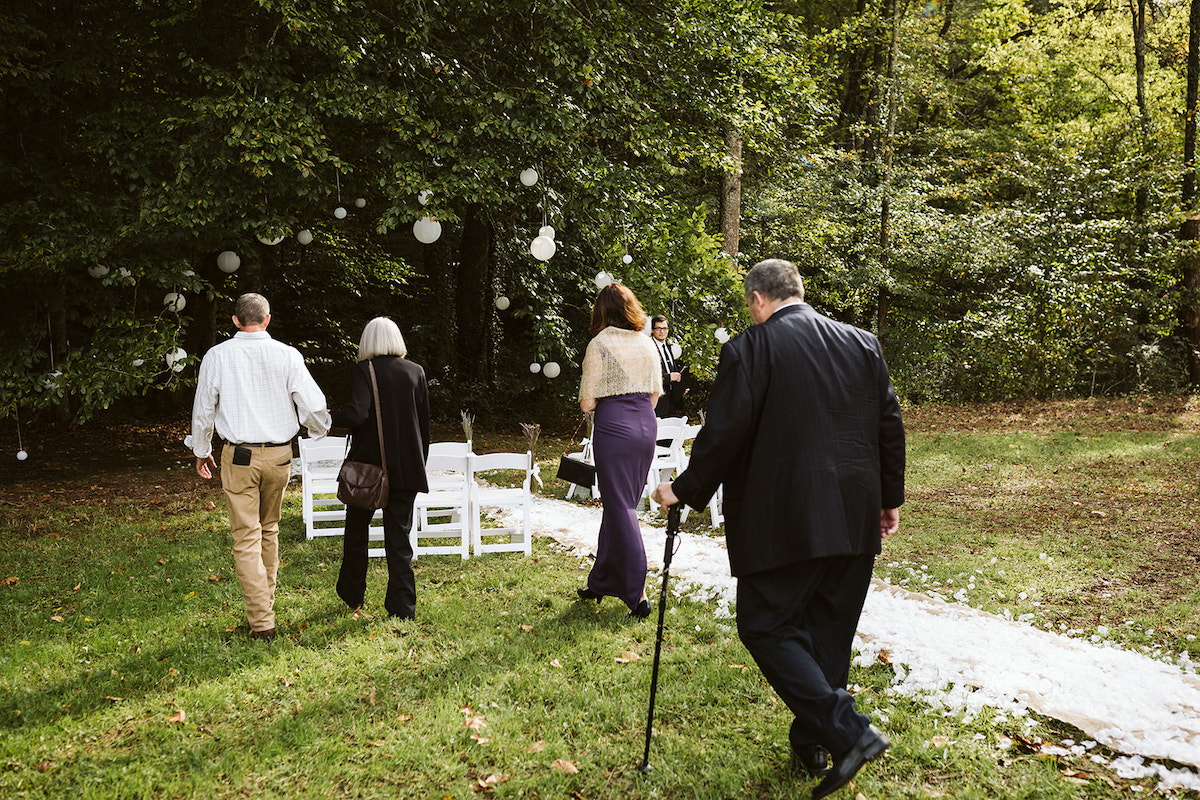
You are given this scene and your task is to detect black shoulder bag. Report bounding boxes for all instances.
[336,361,391,510]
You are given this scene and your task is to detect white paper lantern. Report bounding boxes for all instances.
[42,370,61,390]
[255,232,284,246]
[183,269,195,277]
[543,361,561,379]
[418,189,432,205]
[163,292,186,313]
[594,271,613,289]
[529,362,542,374]
[671,342,682,360]
[334,206,348,219]
[132,358,145,367]
[539,225,556,239]
[519,168,539,186]
[530,236,556,261]
[622,253,633,264]
[413,217,442,244]
[216,251,240,273]
[296,229,313,245]
[16,450,28,461]
[354,197,367,208]
[495,295,510,310]
[165,347,187,369]
[715,327,730,344]
[88,264,109,279]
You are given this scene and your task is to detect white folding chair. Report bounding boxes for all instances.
[469,451,533,556]
[412,452,471,559]
[644,416,688,509]
[298,436,386,553]
[429,441,472,458]
[676,422,703,522]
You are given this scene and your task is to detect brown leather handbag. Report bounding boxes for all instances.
[336,361,390,510]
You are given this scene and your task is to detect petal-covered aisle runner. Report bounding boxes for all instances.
[493,494,1200,789]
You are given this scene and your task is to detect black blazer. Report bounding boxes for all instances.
[330,355,431,494]
[671,304,905,576]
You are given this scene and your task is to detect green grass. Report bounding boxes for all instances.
[2,404,1199,798]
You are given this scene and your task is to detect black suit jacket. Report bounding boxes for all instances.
[330,355,431,494]
[654,339,676,417]
[671,304,905,577]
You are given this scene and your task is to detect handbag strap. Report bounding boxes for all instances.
[367,360,388,475]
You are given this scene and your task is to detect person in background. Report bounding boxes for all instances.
[330,317,430,621]
[191,293,331,642]
[576,284,663,618]
[652,259,905,797]
[650,314,682,418]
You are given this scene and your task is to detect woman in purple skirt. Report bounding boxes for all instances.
[576,284,663,617]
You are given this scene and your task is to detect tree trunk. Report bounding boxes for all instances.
[1133,0,1150,229]
[1180,0,1200,384]
[877,0,901,336]
[456,204,492,383]
[718,125,742,267]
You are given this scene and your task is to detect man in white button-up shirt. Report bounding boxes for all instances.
[191,293,331,641]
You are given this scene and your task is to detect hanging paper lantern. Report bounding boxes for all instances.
[16,450,28,461]
[255,232,284,246]
[519,168,539,186]
[163,292,186,313]
[413,217,442,244]
[418,189,432,205]
[622,253,633,265]
[216,251,240,273]
[594,271,613,289]
[334,206,348,219]
[671,343,682,360]
[87,264,109,279]
[530,236,556,261]
[495,296,510,310]
[539,225,556,239]
[529,362,542,374]
[296,229,313,245]
[354,197,367,208]
[132,358,145,367]
[165,347,187,370]
[42,371,61,390]
[183,269,195,277]
[715,327,730,343]
[543,361,561,379]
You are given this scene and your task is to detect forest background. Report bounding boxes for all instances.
[4,0,1200,428]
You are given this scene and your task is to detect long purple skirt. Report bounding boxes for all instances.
[587,392,657,611]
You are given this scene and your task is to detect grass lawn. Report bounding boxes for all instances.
[2,397,1199,798]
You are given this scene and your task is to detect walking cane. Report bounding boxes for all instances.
[637,503,682,774]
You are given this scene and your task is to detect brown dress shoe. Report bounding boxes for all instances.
[248,627,277,642]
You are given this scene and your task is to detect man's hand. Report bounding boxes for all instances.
[195,454,217,480]
[651,482,679,512]
[880,508,900,539]
[669,371,681,382]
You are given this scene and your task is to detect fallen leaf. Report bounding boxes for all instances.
[167,709,186,724]
[930,736,954,748]
[615,650,640,663]
[279,677,292,687]
[2,577,18,586]
[550,659,563,669]
[550,759,579,774]
[206,575,221,582]
[525,740,547,753]
[463,715,488,731]
[371,739,386,747]
[156,558,164,565]
[472,772,510,792]
[470,732,491,744]
[35,762,51,771]
[51,615,64,623]
[877,649,893,665]
[520,624,533,632]
[397,714,413,723]
[729,663,748,672]
[104,696,122,702]
[72,583,81,592]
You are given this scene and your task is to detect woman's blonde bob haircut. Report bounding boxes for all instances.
[357,317,408,361]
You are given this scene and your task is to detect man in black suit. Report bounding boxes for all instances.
[650,314,682,417]
[652,259,905,798]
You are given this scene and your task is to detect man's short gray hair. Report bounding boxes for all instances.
[744,259,805,303]
[234,293,271,326]
[358,317,408,361]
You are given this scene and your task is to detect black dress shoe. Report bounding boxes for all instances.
[627,599,651,619]
[812,725,889,799]
[248,627,277,642]
[792,743,830,778]
[576,586,603,603]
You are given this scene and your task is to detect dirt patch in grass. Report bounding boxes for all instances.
[904,395,1200,433]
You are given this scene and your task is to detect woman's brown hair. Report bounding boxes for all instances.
[589,283,648,337]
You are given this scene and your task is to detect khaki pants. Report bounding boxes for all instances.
[221,443,293,632]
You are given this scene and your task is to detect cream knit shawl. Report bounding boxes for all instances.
[578,326,664,402]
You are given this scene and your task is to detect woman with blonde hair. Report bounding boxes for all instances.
[576,284,662,618]
[330,317,430,619]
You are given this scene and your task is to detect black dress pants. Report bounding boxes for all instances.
[337,490,418,619]
[736,553,876,759]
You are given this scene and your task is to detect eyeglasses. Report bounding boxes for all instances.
[652,325,668,331]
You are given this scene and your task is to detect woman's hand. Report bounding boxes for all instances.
[580,397,597,413]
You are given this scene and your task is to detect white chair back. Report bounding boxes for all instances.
[470,452,533,556]
[413,452,471,559]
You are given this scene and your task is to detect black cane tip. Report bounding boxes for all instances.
[637,761,653,774]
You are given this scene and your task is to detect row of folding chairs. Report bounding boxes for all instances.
[562,415,724,526]
[298,438,533,560]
